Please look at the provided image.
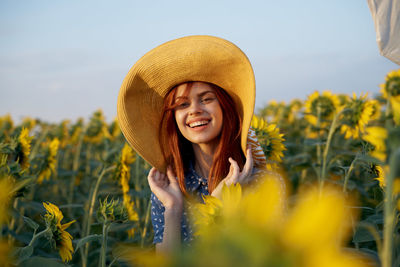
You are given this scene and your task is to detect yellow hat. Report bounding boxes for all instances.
[117,35,255,171]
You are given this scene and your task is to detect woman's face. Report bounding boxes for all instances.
[174,82,223,146]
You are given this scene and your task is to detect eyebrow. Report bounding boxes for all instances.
[175,90,216,100]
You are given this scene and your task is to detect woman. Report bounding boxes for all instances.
[117,35,266,253]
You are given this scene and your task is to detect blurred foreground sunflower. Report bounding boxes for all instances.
[43,202,75,262]
[127,174,369,267]
[0,176,14,224]
[340,93,374,139]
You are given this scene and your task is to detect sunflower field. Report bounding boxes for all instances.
[1,69,400,267]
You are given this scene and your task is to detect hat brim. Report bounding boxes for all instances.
[118,35,255,172]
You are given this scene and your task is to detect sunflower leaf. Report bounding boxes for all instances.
[74,234,102,252]
[13,245,33,264]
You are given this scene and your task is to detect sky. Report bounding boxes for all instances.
[0,0,398,123]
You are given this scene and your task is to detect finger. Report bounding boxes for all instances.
[154,169,161,182]
[166,166,178,184]
[148,167,163,188]
[147,167,156,184]
[228,157,240,184]
[242,147,254,177]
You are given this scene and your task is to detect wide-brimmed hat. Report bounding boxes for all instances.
[117,35,255,172]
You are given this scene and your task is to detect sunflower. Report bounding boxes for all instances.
[370,165,400,211]
[390,97,400,125]
[369,99,382,121]
[43,202,75,262]
[0,114,14,135]
[56,120,70,148]
[259,100,286,123]
[372,165,387,188]
[304,91,340,127]
[337,94,351,107]
[97,197,128,223]
[251,116,286,170]
[340,93,374,139]
[37,138,60,184]
[380,69,400,100]
[0,240,12,266]
[287,98,303,123]
[21,117,36,130]
[69,118,84,145]
[17,127,33,170]
[115,143,138,237]
[84,109,111,143]
[131,173,368,267]
[362,126,388,162]
[109,117,122,140]
[0,176,14,224]
[380,69,400,125]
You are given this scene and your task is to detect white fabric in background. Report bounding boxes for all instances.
[368,0,400,65]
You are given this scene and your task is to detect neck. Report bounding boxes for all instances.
[192,142,218,178]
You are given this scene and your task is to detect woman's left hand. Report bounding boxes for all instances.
[211,147,253,199]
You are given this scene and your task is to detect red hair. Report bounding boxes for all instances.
[159,82,244,196]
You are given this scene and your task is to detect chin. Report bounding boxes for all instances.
[189,135,220,146]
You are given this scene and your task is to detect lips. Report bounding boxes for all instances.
[187,119,211,128]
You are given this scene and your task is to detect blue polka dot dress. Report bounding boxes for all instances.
[150,163,209,244]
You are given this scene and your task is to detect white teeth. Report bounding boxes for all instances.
[189,120,209,128]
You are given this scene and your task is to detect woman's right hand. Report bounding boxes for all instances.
[147,166,183,212]
[211,147,254,199]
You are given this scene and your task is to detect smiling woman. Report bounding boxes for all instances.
[160,81,244,196]
[117,35,266,254]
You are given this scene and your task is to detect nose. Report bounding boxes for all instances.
[188,100,203,116]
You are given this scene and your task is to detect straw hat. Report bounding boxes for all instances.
[117,35,255,172]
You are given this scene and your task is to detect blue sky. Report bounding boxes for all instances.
[1,0,398,123]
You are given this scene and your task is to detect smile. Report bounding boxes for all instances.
[187,120,210,128]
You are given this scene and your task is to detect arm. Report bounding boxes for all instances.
[147,167,183,254]
[155,207,182,253]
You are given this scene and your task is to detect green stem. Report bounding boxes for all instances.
[67,127,85,216]
[316,106,322,179]
[357,221,382,255]
[108,257,118,267]
[320,110,343,189]
[342,156,358,193]
[381,149,400,267]
[28,227,51,247]
[99,222,110,267]
[134,156,140,212]
[81,165,115,267]
[29,126,49,161]
[140,198,152,248]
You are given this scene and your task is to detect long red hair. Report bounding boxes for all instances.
[159,82,245,195]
